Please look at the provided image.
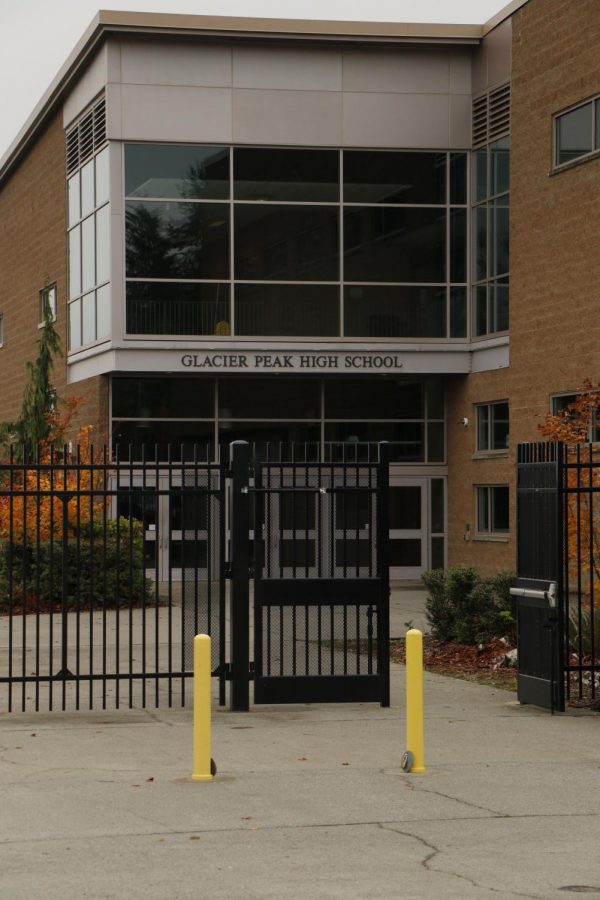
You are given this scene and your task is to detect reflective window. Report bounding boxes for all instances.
[472,134,510,337]
[325,379,424,419]
[556,103,593,166]
[344,286,445,338]
[325,422,424,462]
[344,207,445,283]
[219,378,320,420]
[234,148,338,202]
[120,144,467,340]
[125,144,229,199]
[126,282,230,336]
[67,135,111,351]
[343,151,446,204]
[112,377,215,418]
[126,200,229,279]
[235,284,338,336]
[234,205,339,281]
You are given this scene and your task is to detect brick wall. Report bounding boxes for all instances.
[446,371,515,575]
[0,111,107,442]
[510,0,600,445]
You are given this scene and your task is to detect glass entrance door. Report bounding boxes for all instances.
[389,478,428,580]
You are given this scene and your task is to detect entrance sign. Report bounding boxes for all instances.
[181,351,404,372]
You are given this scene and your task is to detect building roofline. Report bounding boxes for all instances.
[0,3,526,187]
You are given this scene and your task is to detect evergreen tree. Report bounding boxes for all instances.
[0,289,62,454]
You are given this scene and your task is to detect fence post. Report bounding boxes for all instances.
[230,441,250,711]
[377,442,391,708]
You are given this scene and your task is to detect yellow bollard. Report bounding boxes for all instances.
[192,634,213,782]
[403,628,426,774]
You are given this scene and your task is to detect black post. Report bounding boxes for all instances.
[57,493,73,678]
[377,442,391,708]
[230,441,250,711]
[554,441,565,712]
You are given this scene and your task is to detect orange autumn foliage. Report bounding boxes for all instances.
[0,398,106,544]
[539,380,600,593]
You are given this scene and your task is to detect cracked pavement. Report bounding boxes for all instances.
[1,666,600,899]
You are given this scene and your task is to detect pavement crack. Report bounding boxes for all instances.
[378,823,545,900]
[410,783,507,817]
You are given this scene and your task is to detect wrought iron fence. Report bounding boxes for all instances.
[0,444,225,712]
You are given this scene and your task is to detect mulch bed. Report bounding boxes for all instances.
[390,636,517,691]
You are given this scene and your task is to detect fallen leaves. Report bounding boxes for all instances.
[390,637,517,691]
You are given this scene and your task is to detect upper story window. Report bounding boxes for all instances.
[471,84,510,339]
[124,144,468,341]
[39,283,57,324]
[476,401,509,454]
[66,98,110,353]
[555,98,600,168]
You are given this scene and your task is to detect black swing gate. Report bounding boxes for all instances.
[0,441,390,713]
[228,441,391,708]
[514,441,600,712]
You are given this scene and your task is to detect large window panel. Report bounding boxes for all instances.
[219,377,320,420]
[96,204,110,285]
[95,147,110,207]
[449,152,467,205]
[344,207,446,283]
[218,422,320,448]
[235,284,338,336]
[449,287,467,338]
[81,215,96,293]
[126,200,230,279]
[234,205,339,281]
[69,226,81,299]
[125,144,230,199]
[344,286,446,338]
[113,420,216,461]
[325,422,424,461]
[97,284,111,339]
[450,208,467,283]
[490,198,509,277]
[234,148,338,202]
[343,151,446,204]
[325,379,424,420]
[126,282,230,336]
[112,377,215,418]
[490,137,510,195]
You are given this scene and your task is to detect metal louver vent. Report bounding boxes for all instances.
[65,96,107,176]
[472,83,510,148]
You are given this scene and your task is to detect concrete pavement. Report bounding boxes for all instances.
[2,650,600,899]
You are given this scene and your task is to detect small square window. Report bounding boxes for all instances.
[40,284,57,323]
[551,392,600,442]
[476,485,509,534]
[476,402,509,453]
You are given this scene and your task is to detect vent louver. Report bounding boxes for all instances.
[472,82,510,148]
[66,96,107,175]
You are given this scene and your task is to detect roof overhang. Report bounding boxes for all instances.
[0,2,528,188]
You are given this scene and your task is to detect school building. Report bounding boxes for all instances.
[0,0,597,580]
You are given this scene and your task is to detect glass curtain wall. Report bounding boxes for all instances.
[68,146,111,350]
[471,136,510,336]
[111,376,445,463]
[124,145,468,340]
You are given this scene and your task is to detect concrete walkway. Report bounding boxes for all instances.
[2,650,600,899]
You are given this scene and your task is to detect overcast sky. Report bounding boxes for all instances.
[0,0,507,159]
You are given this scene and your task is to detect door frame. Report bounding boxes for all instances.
[389,476,429,580]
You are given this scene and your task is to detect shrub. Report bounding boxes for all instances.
[422,566,516,645]
[0,518,151,612]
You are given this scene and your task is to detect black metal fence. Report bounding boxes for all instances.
[516,441,600,710]
[0,445,226,712]
[1,440,391,713]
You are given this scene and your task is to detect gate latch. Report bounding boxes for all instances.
[509,581,557,608]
